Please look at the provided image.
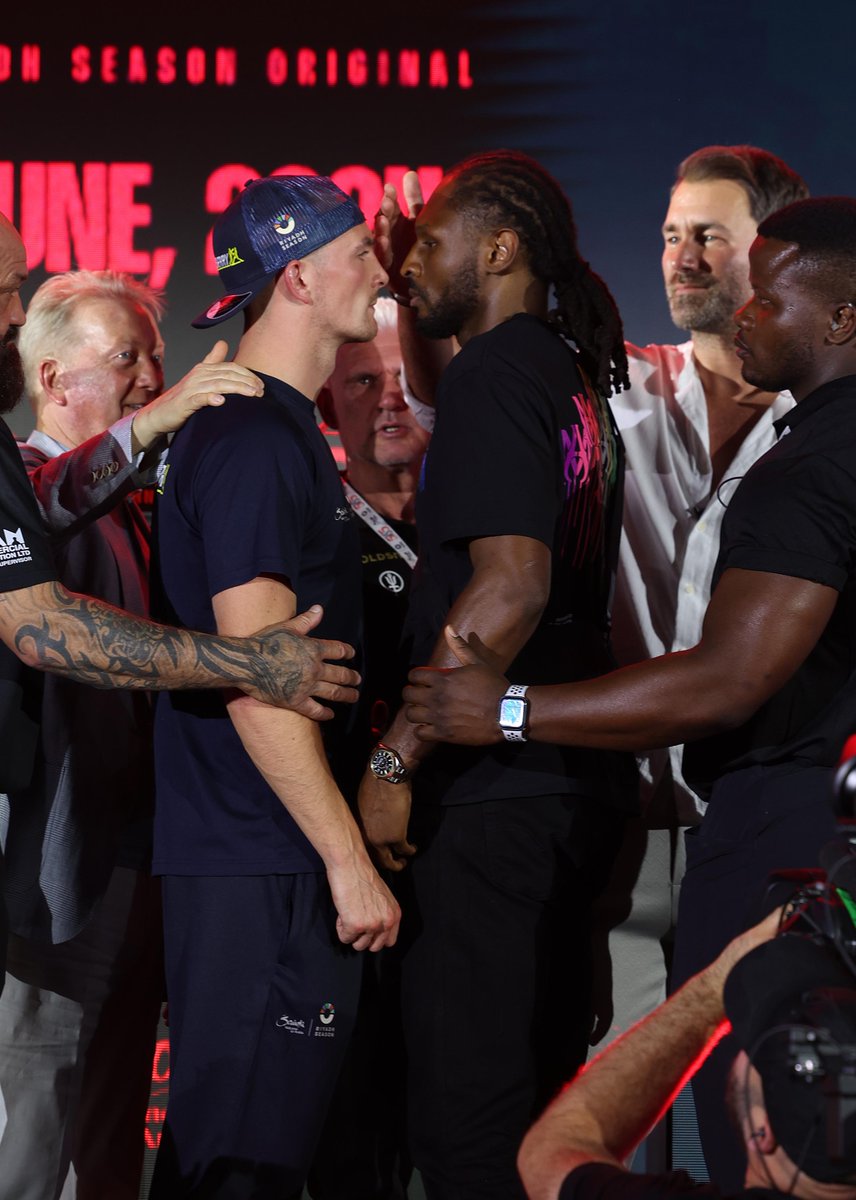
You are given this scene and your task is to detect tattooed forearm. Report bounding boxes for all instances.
[0,580,359,714]
[0,581,296,701]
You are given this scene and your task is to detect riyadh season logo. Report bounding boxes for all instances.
[274,213,296,236]
[314,1000,336,1038]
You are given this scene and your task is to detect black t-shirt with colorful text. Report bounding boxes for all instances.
[406,313,628,806]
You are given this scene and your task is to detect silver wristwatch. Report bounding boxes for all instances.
[369,742,411,784]
[498,683,530,743]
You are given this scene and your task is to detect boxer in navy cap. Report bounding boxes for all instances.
[150,175,398,1200]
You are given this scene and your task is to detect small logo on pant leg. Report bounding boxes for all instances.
[274,1014,306,1034]
[315,1002,336,1037]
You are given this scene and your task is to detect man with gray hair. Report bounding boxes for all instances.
[0,267,299,1200]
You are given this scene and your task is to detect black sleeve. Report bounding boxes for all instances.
[0,422,56,591]
[559,1162,728,1200]
[717,453,856,592]
[428,365,559,548]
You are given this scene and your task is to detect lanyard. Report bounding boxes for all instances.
[342,481,417,570]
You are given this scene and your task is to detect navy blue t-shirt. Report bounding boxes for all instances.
[151,373,362,876]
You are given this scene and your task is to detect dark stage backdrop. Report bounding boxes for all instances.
[2,0,853,436]
[0,0,851,1179]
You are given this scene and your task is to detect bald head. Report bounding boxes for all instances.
[0,214,26,340]
[0,214,27,413]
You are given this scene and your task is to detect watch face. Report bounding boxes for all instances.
[371,748,395,777]
[499,697,527,730]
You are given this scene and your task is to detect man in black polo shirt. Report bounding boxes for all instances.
[316,295,428,798]
[403,196,856,1185]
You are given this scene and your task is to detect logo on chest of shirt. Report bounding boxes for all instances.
[334,506,352,522]
[379,569,405,594]
[0,527,32,567]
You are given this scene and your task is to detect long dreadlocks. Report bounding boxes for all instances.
[444,150,628,396]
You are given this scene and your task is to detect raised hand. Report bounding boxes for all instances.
[374,173,424,297]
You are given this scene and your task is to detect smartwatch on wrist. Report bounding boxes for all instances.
[369,742,411,784]
[498,683,530,743]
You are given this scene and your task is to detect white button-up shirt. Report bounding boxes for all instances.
[609,341,794,821]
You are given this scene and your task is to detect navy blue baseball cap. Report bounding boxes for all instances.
[193,175,366,328]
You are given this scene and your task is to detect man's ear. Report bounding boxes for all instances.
[316,385,338,429]
[827,301,856,344]
[38,359,66,405]
[279,259,313,305]
[485,228,521,274]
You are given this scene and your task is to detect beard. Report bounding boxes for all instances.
[740,340,814,396]
[411,258,480,340]
[667,269,748,336]
[0,331,24,415]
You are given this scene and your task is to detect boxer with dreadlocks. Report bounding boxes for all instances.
[358,149,633,1200]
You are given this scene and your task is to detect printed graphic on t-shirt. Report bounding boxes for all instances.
[558,387,618,568]
[0,526,33,567]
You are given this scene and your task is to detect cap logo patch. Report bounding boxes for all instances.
[274,213,296,236]
[215,246,246,272]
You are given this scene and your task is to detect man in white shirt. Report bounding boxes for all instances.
[591,146,807,1171]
